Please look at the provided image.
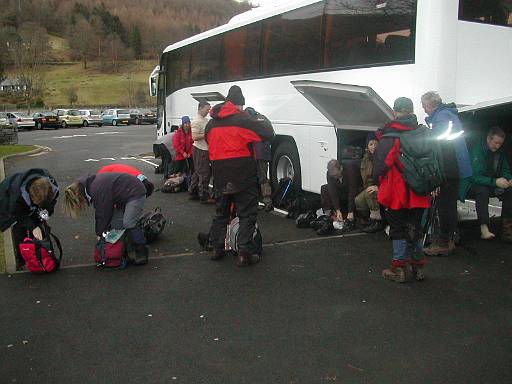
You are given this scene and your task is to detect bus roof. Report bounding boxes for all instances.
[163,0,322,54]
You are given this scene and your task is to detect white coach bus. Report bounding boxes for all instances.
[149,0,512,194]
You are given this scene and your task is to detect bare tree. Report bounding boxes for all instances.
[69,18,96,69]
[8,22,49,113]
[65,85,78,106]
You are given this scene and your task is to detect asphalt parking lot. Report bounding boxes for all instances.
[1,125,512,383]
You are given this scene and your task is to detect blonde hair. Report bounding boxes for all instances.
[28,178,54,206]
[63,182,88,218]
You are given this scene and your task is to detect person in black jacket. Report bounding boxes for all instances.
[0,168,59,265]
[205,85,275,267]
[63,172,148,265]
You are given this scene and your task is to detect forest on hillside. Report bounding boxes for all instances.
[0,0,252,107]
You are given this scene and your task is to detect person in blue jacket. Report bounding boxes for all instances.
[421,91,472,256]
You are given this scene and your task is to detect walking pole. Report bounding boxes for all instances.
[423,195,438,247]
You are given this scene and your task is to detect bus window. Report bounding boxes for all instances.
[221,22,262,80]
[323,0,416,69]
[166,47,191,95]
[459,0,512,27]
[190,35,222,84]
[262,2,323,75]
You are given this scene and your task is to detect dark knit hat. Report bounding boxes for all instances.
[226,85,245,106]
[393,97,414,113]
[181,116,191,125]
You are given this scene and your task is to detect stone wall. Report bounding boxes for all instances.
[0,125,18,145]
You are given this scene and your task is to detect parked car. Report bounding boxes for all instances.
[79,109,103,127]
[5,112,36,130]
[129,108,157,125]
[0,112,12,127]
[101,109,131,126]
[33,112,61,130]
[54,109,83,128]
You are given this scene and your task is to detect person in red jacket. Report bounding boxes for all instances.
[172,116,194,174]
[373,97,430,283]
[98,163,154,197]
[205,85,275,267]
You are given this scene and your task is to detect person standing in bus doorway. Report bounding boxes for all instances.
[373,97,430,283]
[245,107,274,212]
[205,85,275,267]
[189,101,215,204]
[421,92,472,256]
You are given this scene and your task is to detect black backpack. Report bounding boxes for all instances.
[138,207,166,243]
[383,125,445,195]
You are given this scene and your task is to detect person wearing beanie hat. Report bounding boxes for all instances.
[373,96,430,283]
[204,85,275,267]
[226,85,245,107]
[172,115,194,174]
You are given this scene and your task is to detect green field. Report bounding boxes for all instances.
[0,145,36,158]
[43,60,157,107]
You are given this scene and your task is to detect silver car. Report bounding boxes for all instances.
[79,109,103,127]
[6,112,36,130]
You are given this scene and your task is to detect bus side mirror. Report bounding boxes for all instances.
[149,77,157,97]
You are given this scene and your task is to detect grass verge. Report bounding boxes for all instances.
[0,145,36,158]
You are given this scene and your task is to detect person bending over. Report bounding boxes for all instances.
[0,168,59,267]
[64,172,149,265]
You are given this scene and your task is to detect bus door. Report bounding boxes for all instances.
[291,80,393,190]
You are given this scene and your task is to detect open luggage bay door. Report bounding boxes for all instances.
[290,80,394,191]
[291,80,394,131]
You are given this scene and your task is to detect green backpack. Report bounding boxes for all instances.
[383,125,445,196]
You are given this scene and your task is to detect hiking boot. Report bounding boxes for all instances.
[411,265,425,281]
[264,203,274,212]
[235,251,250,267]
[362,219,383,233]
[501,218,512,242]
[382,267,408,283]
[423,239,451,256]
[188,193,200,201]
[341,219,356,233]
[201,197,216,205]
[129,244,149,265]
[210,249,225,261]
[197,232,213,251]
[248,253,262,265]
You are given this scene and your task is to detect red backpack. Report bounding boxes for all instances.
[94,237,127,269]
[19,229,62,274]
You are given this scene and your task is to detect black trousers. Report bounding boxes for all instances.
[438,178,459,241]
[467,185,512,225]
[210,183,259,255]
[386,208,424,241]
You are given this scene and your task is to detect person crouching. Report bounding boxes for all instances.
[63,172,149,265]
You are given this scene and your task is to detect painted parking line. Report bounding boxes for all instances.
[83,156,158,167]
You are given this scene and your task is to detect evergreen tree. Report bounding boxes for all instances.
[131,25,142,59]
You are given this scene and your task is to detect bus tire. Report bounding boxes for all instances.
[271,141,301,192]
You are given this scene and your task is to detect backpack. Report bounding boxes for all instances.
[94,235,127,269]
[161,174,185,193]
[138,207,166,243]
[225,217,263,255]
[19,225,62,273]
[383,125,445,195]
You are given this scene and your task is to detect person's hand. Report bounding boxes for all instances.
[508,180,512,188]
[183,152,188,158]
[496,177,509,189]
[366,185,378,194]
[431,187,440,197]
[32,227,43,240]
[97,236,101,241]
[335,209,343,222]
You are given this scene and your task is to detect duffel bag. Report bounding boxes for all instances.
[94,236,126,269]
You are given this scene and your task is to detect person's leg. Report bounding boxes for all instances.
[123,196,148,265]
[468,184,493,239]
[500,188,512,241]
[320,184,334,214]
[234,183,260,266]
[408,208,427,280]
[257,160,273,211]
[382,209,409,283]
[209,193,232,260]
[362,190,383,233]
[197,148,212,203]
[188,147,200,199]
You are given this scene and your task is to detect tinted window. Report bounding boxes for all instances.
[459,0,512,27]
[221,22,262,80]
[43,112,57,117]
[68,110,80,116]
[262,3,323,75]
[190,35,222,83]
[166,47,191,95]
[324,0,416,69]
[118,110,130,114]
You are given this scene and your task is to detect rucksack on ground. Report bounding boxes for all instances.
[226,216,263,255]
[94,235,127,269]
[138,207,166,243]
[18,223,62,274]
[161,174,185,193]
[383,125,445,195]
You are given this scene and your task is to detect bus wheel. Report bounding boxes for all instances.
[271,141,301,191]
